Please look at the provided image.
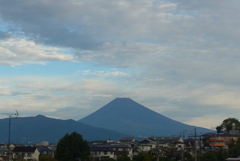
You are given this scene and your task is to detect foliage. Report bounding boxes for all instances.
[13,154,26,161]
[200,152,218,161]
[106,158,116,161]
[215,148,229,161]
[117,154,131,161]
[203,140,211,147]
[227,136,240,158]
[39,156,57,161]
[216,118,240,133]
[163,148,179,160]
[182,152,194,161]
[216,125,223,133]
[229,144,240,158]
[55,132,90,161]
[132,152,153,161]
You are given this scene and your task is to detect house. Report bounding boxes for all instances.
[0,148,8,159]
[119,137,138,150]
[12,147,40,161]
[90,145,115,160]
[119,137,136,144]
[0,144,7,149]
[37,146,55,158]
[90,143,133,160]
[137,139,156,152]
[148,137,184,150]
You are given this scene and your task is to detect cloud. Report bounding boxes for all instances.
[0,76,137,119]
[0,38,77,66]
[0,0,240,129]
[1,75,240,129]
[111,71,128,76]
[0,0,191,48]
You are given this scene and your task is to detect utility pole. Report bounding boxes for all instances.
[1,110,19,161]
[188,128,202,161]
[194,128,197,161]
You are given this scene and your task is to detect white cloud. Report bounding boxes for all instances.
[0,76,137,119]
[111,71,128,76]
[0,38,76,66]
[185,116,223,129]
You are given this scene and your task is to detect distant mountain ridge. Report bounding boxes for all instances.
[79,98,213,137]
[0,115,130,144]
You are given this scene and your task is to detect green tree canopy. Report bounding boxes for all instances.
[117,154,131,161]
[39,156,57,161]
[132,152,153,161]
[215,147,229,161]
[55,132,90,161]
[227,136,240,158]
[200,152,218,161]
[216,118,240,133]
[106,158,116,161]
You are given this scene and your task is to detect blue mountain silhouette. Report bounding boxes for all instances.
[79,98,213,137]
[0,115,130,144]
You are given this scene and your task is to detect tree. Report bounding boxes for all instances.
[55,132,90,161]
[216,118,240,133]
[106,158,116,161]
[215,147,229,161]
[117,154,131,161]
[183,151,194,161]
[200,152,218,161]
[227,136,240,158]
[132,152,153,161]
[216,125,223,133]
[39,156,57,161]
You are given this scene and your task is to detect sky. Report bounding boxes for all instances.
[0,0,240,130]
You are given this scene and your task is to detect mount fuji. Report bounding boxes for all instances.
[79,98,213,137]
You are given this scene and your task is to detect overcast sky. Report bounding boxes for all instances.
[0,0,240,130]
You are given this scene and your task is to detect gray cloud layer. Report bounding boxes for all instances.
[0,0,240,128]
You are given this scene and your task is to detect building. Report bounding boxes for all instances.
[12,147,40,161]
[137,139,156,152]
[37,146,55,158]
[119,137,136,144]
[90,143,133,160]
[148,137,184,150]
[209,134,239,147]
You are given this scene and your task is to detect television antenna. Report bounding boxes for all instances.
[1,110,19,149]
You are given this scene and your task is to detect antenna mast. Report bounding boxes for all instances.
[1,110,19,149]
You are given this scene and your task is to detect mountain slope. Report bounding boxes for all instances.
[0,115,130,144]
[79,98,213,137]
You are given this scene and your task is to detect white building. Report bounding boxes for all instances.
[12,147,40,161]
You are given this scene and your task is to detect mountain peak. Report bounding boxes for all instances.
[101,97,149,112]
[36,114,46,118]
[79,98,213,137]
[109,97,134,104]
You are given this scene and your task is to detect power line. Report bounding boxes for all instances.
[1,110,19,161]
